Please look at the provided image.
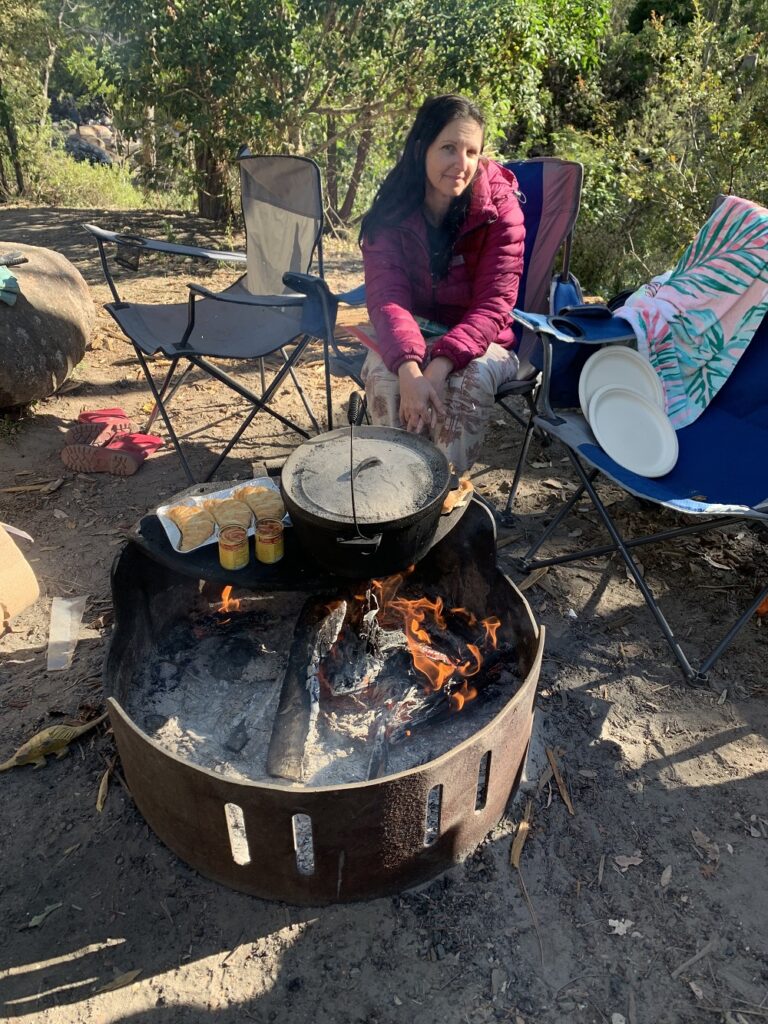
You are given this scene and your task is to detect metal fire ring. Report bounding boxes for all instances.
[104,504,543,904]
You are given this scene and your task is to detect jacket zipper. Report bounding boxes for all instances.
[403,213,498,321]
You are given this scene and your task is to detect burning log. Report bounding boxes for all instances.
[266,597,347,782]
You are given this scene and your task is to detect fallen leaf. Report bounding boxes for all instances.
[96,969,141,994]
[718,688,728,705]
[578,768,598,779]
[96,766,111,813]
[689,981,704,1000]
[702,554,732,571]
[615,852,643,872]
[608,918,634,935]
[691,828,720,862]
[660,865,672,887]
[27,902,63,929]
[510,800,533,869]
[612,1015,627,1024]
[700,863,719,879]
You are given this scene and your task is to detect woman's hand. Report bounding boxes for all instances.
[398,361,446,433]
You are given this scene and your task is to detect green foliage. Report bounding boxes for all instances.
[26,148,193,209]
[554,2,768,295]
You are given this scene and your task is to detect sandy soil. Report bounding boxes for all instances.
[1,208,767,1024]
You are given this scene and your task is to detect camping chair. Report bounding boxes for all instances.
[85,154,336,484]
[494,158,584,514]
[320,158,585,480]
[509,303,768,684]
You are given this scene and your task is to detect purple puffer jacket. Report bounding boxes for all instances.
[361,159,525,374]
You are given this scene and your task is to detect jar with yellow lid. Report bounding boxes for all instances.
[255,518,284,564]
[218,525,249,570]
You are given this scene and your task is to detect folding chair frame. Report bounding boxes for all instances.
[85,156,332,484]
[510,310,768,684]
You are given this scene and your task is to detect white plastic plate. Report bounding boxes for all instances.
[587,386,679,478]
[579,346,664,423]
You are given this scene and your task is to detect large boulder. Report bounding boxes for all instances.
[0,240,94,409]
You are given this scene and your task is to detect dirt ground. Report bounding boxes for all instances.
[1,208,767,1024]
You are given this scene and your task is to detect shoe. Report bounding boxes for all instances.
[63,419,134,446]
[60,433,163,476]
[77,407,130,422]
[63,407,136,447]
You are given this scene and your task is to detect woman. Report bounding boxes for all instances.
[359,94,525,474]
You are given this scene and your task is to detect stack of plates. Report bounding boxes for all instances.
[578,348,678,478]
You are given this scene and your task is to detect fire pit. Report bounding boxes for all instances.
[104,494,543,904]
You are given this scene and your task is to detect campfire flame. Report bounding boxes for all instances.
[218,585,242,614]
[369,575,500,708]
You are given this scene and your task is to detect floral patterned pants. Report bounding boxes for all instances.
[360,343,519,474]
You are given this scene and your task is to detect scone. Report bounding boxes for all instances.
[165,504,216,551]
[234,485,285,521]
[203,497,253,530]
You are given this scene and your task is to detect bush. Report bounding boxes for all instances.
[26,148,194,210]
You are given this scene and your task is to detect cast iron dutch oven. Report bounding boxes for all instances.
[281,396,451,578]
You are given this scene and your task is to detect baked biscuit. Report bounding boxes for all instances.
[165,504,216,551]
[234,485,285,521]
[203,498,253,530]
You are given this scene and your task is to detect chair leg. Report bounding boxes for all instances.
[323,337,335,431]
[521,450,761,683]
[518,473,592,567]
[503,414,537,516]
[142,361,196,434]
[565,453,699,681]
[134,350,197,484]
[279,341,320,434]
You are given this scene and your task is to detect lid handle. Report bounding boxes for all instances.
[347,391,367,427]
[335,532,382,555]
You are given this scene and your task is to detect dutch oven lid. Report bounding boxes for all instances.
[281,426,451,526]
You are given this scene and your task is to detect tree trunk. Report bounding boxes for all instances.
[0,152,10,197]
[195,143,230,221]
[141,105,157,175]
[338,123,373,224]
[326,114,338,212]
[0,74,25,195]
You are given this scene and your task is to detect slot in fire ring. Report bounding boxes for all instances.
[104,500,543,904]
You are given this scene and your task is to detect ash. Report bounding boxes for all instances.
[127,591,516,788]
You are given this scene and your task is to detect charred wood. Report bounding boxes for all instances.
[266,597,346,782]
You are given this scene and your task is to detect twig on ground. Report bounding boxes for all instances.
[671,936,719,979]
[545,747,575,815]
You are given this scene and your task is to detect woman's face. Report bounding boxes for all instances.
[424,117,483,206]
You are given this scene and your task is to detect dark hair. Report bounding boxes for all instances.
[360,94,485,249]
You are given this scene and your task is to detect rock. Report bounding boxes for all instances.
[0,241,94,408]
[224,718,249,753]
[65,135,113,166]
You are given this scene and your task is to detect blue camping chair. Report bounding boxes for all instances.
[319,158,585,453]
[510,303,768,684]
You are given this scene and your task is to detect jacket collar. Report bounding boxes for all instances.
[399,161,497,241]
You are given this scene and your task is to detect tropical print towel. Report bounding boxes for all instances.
[614,195,768,429]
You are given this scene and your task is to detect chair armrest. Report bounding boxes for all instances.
[187,283,303,306]
[338,282,366,306]
[511,308,638,421]
[282,271,333,300]
[83,223,246,264]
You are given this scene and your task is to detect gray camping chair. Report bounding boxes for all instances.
[85,154,336,483]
